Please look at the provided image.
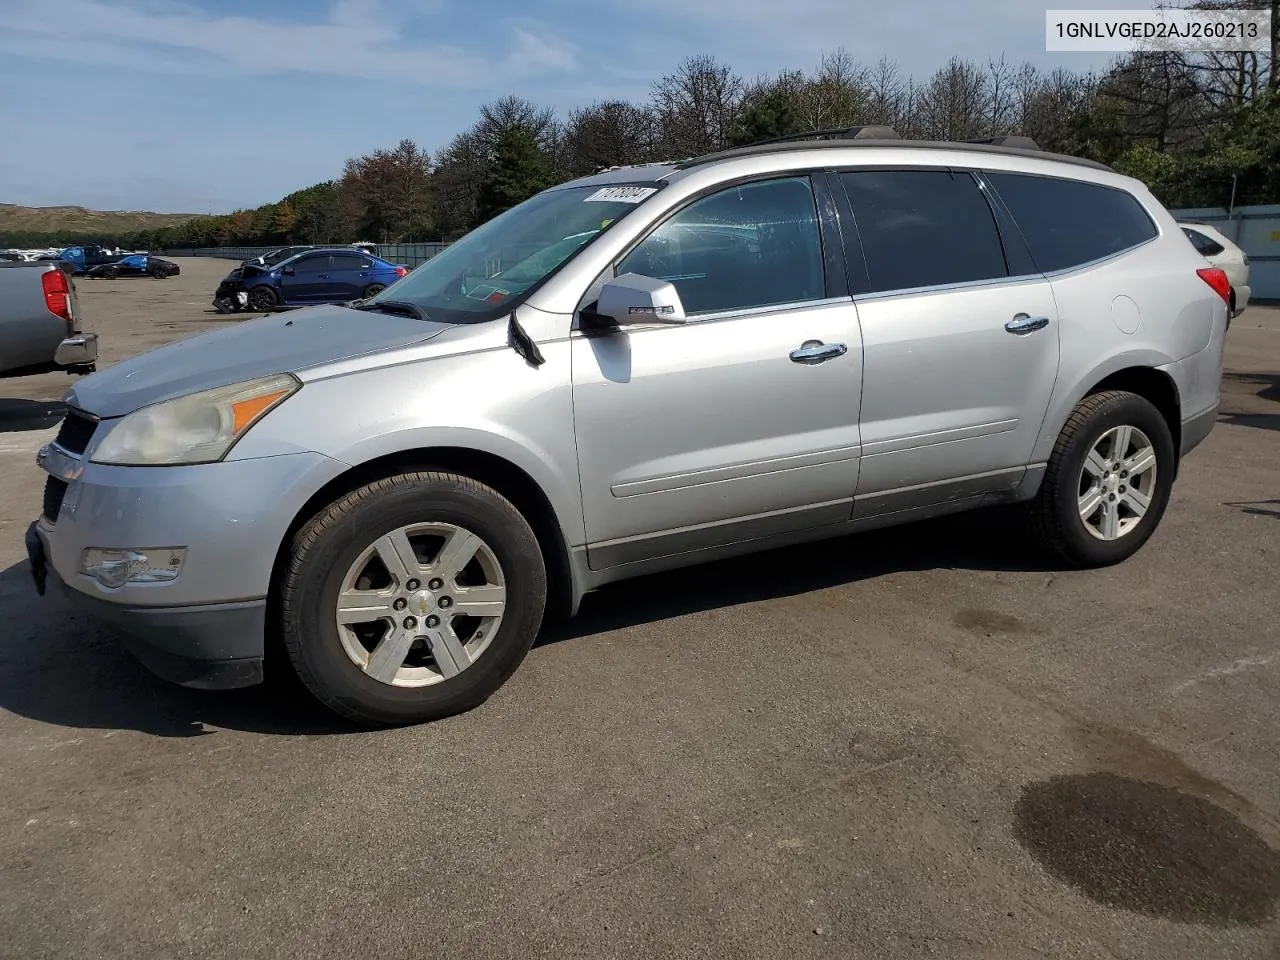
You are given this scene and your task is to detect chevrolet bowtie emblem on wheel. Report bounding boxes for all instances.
[415,594,432,615]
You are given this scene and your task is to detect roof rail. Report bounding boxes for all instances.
[745,126,900,147]
[673,132,1110,172]
[960,135,1041,150]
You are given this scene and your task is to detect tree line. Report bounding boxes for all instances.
[7,20,1279,251]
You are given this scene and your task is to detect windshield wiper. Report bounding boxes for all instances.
[350,299,428,321]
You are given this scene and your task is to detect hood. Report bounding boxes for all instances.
[67,304,450,418]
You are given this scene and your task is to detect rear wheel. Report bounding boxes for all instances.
[362,283,386,298]
[1029,390,1175,567]
[280,471,547,726]
[248,286,278,311]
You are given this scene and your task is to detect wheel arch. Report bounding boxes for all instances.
[1040,362,1183,481]
[267,446,577,636]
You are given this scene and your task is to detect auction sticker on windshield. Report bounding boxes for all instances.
[584,186,658,203]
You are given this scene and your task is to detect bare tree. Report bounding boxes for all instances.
[916,57,988,140]
[650,54,745,155]
[560,101,658,176]
[865,57,907,129]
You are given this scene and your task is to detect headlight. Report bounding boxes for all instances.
[90,374,300,466]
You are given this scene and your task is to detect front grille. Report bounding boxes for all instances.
[53,409,97,455]
[43,477,68,523]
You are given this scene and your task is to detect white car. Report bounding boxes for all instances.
[1180,223,1250,318]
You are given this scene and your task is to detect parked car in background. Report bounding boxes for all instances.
[84,254,180,280]
[41,244,131,276]
[0,262,97,373]
[242,245,324,268]
[27,131,1227,726]
[1179,223,1250,318]
[214,248,408,312]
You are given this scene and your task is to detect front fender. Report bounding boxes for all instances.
[230,340,585,545]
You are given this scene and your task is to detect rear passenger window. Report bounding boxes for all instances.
[330,254,363,271]
[986,172,1157,273]
[1182,227,1224,256]
[617,176,825,315]
[840,170,1009,293]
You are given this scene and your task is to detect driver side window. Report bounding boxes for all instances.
[616,176,826,316]
[292,255,329,274]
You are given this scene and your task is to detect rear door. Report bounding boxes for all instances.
[838,167,1061,513]
[323,252,369,300]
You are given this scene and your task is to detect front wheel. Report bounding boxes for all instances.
[103,265,119,279]
[1029,390,1175,567]
[247,286,278,311]
[151,265,170,279]
[280,471,547,726]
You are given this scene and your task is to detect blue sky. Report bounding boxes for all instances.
[0,0,1135,213]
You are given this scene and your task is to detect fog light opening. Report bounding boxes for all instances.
[80,547,187,588]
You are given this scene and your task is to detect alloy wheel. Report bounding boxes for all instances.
[334,522,506,687]
[1077,424,1158,541]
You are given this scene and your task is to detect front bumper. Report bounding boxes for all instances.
[55,332,98,368]
[26,525,264,689]
[28,442,348,688]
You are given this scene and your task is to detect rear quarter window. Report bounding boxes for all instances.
[985,172,1158,273]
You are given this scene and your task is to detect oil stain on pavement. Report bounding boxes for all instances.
[1014,721,1280,926]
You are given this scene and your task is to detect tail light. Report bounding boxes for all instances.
[1197,267,1231,305]
[42,268,74,324]
[394,266,408,277]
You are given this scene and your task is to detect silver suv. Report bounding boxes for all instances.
[26,131,1228,725]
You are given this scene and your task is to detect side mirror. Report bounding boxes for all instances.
[595,273,687,326]
[281,266,295,276]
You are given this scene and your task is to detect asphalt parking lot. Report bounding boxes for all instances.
[1,258,1277,959]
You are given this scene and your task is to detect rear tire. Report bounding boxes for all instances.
[362,283,386,298]
[248,286,278,311]
[280,471,547,726]
[1029,390,1175,567]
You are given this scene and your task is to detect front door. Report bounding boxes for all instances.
[571,175,864,569]
[836,168,1061,510]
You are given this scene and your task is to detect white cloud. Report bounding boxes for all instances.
[0,0,576,87]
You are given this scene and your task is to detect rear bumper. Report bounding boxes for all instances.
[1231,284,1251,317]
[1181,402,1218,458]
[55,332,98,367]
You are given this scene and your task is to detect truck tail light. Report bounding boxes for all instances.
[42,268,74,324]
[395,266,408,277]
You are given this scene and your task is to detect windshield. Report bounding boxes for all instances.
[366,183,660,323]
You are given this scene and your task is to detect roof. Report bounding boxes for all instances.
[551,132,1110,194]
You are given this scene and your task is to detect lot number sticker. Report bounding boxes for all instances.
[584,186,658,203]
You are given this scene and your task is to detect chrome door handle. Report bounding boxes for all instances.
[1005,313,1050,335]
[790,340,847,364]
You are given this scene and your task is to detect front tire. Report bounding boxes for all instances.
[1029,390,1175,567]
[248,286,278,311]
[151,265,170,279]
[103,265,119,279]
[280,471,547,726]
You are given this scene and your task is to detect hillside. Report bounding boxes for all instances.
[0,203,205,239]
